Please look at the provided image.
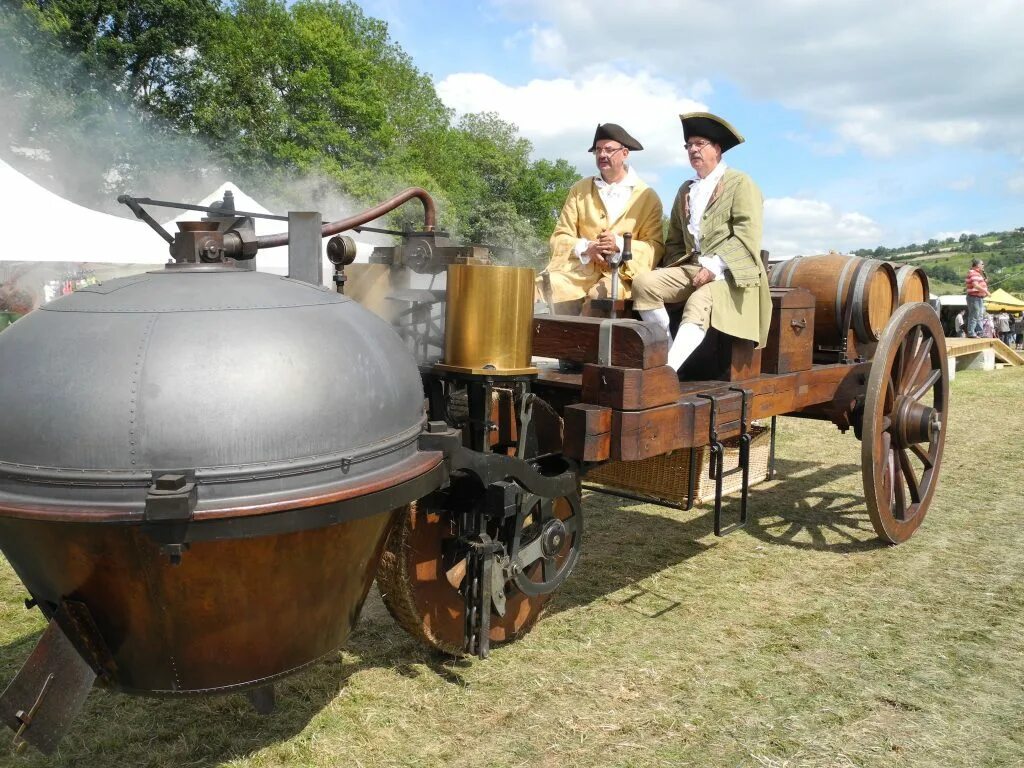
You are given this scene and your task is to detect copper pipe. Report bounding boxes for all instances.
[255,187,436,249]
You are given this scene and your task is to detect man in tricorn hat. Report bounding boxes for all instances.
[540,123,664,314]
[631,112,770,370]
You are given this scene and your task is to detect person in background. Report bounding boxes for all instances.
[539,123,664,315]
[964,258,989,338]
[982,312,995,339]
[630,112,769,371]
[1014,313,1024,350]
[953,309,965,337]
[996,310,1012,346]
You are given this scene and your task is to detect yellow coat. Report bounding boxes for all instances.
[544,175,664,303]
[663,168,771,346]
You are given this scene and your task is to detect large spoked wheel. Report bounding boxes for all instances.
[862,303,949,543]
[376,496,579,656]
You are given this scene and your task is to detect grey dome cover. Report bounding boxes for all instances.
[0,268,427,515]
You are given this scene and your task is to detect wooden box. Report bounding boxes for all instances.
[763,287,815,374]
[584,424,771,507]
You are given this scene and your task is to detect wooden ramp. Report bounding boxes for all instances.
[946,337,1024,366]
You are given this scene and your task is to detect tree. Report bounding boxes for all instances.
[5,0,579,250]
[26,0,221,105]
[1,2,217,212]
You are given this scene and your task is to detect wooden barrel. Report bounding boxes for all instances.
[769,253,898,346]
[895,264,930,304]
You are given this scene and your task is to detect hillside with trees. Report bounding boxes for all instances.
[853,229,1024,296]
[0,0,580,267]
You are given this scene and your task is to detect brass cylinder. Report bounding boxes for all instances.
[441,263,536,375]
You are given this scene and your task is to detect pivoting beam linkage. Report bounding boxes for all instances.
[119,186,438,260]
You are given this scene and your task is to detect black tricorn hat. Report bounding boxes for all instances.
[680,112,745,152]
[589,123,643,152]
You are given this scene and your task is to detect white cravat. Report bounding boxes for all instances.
[575,166,640,263]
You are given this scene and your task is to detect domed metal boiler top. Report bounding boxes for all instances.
[0,266,438,519]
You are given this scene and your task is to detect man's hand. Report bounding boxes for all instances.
[583,240,608,267]
[595,230,618,256]
[691,267,715,288]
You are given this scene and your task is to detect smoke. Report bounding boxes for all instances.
[0,4,222,216]
[0,5,409,241]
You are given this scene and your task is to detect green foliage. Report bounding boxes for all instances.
[0,2,218,211]
[28,0,220,103]
[3,0,580,253]
[855,228,1024,296]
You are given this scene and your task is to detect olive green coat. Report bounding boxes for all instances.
[663,168,771,346]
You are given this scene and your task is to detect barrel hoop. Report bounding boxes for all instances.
[852,259,881,341]
[896,264,908,291]
[839,258,870,346]
[781,256,800,288]
[833,257,859,333]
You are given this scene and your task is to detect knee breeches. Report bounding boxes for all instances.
[631,265,714,330]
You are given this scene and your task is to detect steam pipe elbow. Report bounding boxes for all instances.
[255,187,437,250]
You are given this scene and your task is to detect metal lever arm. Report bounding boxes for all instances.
[117,195,174,245]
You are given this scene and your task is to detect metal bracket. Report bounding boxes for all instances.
[462,532,503,659]
[144,472,197,522]
[727,387,754,528]
[696,394,726,534]
[144,472,197,564]
[696,391,753,537]
[598,319,615,366]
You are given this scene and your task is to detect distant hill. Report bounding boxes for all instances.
[853,229,1024,296]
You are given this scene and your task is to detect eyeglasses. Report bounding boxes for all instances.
[591,145,626,157]
[684,139,713,151]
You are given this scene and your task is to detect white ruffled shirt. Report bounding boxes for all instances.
[688,160,729,280]
[574,166,641,264]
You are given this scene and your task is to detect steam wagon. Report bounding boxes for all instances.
[0,188,947,753]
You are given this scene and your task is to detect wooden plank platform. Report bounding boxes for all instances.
[946,337,1023,366]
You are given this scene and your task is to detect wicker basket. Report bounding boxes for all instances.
[585,424,772,507]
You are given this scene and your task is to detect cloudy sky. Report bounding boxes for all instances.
[360,0,1022,256]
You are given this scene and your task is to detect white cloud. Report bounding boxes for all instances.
[525,25,568,69]
[437,66,706,174]
[764,197,883,258]
[491,0,1024,157]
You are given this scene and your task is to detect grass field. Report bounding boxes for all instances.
[1,368,1023,767]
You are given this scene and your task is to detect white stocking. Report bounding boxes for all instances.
[668,323,706,370]
[639,307,671,334]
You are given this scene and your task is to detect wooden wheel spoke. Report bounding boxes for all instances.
[897,447,922,504]
[910,442,934,469]
[891,447,907,520]
[908,368,941,402]
[902,334,934,395]
[900,326,920,377]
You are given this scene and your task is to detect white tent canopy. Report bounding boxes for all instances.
[0,157,170,265]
